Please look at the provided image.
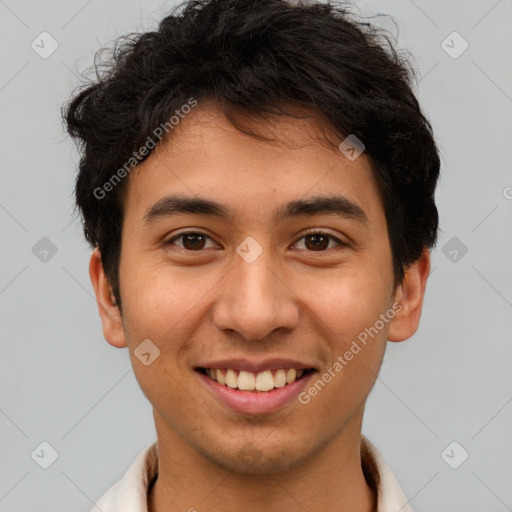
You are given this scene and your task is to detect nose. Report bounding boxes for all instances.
[212,247,300,341]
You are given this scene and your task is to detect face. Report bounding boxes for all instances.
[91,102,429,475]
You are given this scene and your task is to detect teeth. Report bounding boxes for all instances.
[286,368,297,384]
[238,371,255,390]
[203,367,307,392]
[225,369,238,389]
[255,370,274,391]
[274,369,287,388]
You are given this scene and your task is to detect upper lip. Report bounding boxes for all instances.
[195,358,317,373]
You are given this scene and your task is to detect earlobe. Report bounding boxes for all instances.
[89,248,127,348]
[387,248,431,343]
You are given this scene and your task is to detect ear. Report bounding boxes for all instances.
[387,248,431,343]
[89,248,127,348]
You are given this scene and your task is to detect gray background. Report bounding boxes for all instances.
[1,0,511,510]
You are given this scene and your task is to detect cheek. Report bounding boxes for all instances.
[299,269,391,402]
[301,269,390,341]
[301,276,389,417]
[119,266,194,406]
[119,262,221,388]
[121,261,207,335]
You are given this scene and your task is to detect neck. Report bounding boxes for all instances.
[148,411,377,512]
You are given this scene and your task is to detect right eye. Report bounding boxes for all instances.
[163,231,219,251]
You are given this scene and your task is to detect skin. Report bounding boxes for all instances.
[90,101,430,512]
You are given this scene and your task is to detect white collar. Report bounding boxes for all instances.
[92,436,413,512]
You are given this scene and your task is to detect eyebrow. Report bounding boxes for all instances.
[143,194,368,226]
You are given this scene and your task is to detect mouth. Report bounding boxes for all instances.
[195,365,317,414]
[195,367,316,392]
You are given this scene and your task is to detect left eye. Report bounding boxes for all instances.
[292,232,344,251]
[165,231,343,252]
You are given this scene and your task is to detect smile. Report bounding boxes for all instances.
[197,367,314,392]
[195,366,317,414]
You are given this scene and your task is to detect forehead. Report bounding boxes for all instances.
[123,102,384,226]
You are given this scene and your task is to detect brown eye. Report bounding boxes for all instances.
[304,233,330,251]
[293,231,345,251]
[182,233,206,250]
[165,232,215,251]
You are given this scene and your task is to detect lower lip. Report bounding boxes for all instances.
[196,370,315,414]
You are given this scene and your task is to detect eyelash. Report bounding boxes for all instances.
[164,229,348,252]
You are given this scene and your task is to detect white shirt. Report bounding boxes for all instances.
[91,436,413,512]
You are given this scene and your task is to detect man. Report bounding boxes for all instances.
[64,0,440,510]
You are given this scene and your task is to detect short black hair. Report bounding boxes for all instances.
[64,0,440,310]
